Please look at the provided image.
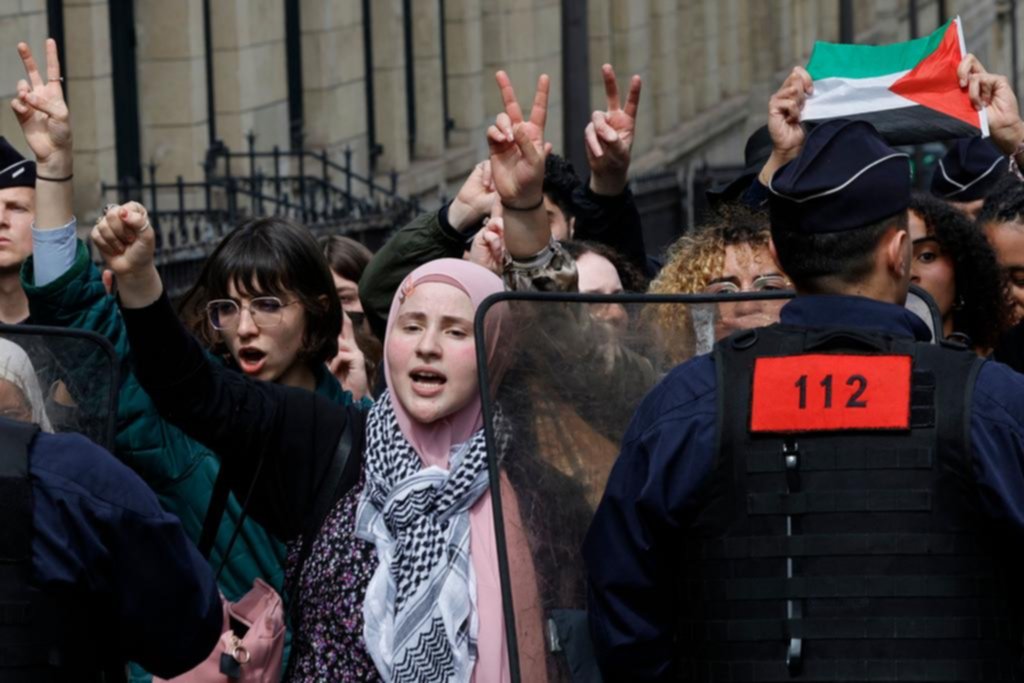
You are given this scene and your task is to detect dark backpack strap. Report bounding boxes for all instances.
[197,461,233,560]
[288,405,364,623]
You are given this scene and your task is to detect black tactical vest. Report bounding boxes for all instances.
[674,325,1024,681]
[0,418,124,683]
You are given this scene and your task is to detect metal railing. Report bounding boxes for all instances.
[100,133,423,296]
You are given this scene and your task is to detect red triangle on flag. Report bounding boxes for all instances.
[889,21,981,130]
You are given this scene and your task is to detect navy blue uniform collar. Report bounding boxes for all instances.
[780,295,932,342]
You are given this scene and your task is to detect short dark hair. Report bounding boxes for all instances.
[561,240,649,293]
[910,193,1012,349]
[977,173,1024,226]
[321,234,374,283]
[179,217,341,366]
[770,210,908,292]
[543,154,581,221]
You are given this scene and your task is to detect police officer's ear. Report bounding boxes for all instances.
[882,223,913,282]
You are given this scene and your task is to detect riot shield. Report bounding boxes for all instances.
[475,291,794,682]
[906,284,944,342]
[0,324,119,451]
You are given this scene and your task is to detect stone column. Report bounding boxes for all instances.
[370,0,410,173]
[209,0,290,154]
[62,0,117,216]
[134,0,207,184]
[649,0,680,136]
[299,0,370,174]
[444,0,487,157]
[411,0,445,160]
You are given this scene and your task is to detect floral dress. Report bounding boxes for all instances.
[283,476,381,682]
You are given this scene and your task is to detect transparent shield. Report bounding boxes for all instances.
[906,284,943,342]
[476,291,793,682]
[0,324,119,450]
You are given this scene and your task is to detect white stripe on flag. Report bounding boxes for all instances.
[803,71,916,121]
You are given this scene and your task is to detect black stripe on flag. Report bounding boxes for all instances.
[805,106,980,146]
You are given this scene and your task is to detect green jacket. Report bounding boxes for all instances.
[21,240,354,603]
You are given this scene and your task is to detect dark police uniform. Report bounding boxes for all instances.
[584,121,1024,682]
[0,417,221,681]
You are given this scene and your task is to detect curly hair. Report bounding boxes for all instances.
[977,172,1024,226]
[911,193,1012,349]
[645,204,774,362]
[543,154,582,220]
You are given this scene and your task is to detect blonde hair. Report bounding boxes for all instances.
[645,205,772,363]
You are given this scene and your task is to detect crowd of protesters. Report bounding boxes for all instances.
[2,27,1024,683]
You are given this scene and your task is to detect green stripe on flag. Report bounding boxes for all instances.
[807,20,950,80]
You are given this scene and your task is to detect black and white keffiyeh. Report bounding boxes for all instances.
[356,392,494,683]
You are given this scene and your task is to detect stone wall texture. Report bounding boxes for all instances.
[0,0,1018,217]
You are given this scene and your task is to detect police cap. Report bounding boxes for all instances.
[769,119,910,234]
[0,138,35,191]
[929,137,1005,201]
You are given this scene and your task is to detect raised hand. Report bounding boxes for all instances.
[330,313,370,400]
[758,66,813,185]
[91,202,162,308]
[586,64,642,196]
[447,160,497,231]
[10,39,71,174]
[467,213,506,277]
[957,54,1024,155]
[487,71,549,209]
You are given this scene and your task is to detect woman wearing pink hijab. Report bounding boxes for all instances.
[355,65,564,682]
[101,66,563,682]
[356,258,546,682]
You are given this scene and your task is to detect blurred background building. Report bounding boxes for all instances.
[1,0,1022,282]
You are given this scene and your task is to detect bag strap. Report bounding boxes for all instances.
[198,448,268,573]
[198,460,233,560]
[288,405,364,622]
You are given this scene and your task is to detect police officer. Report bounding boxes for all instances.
[583,118,1024,681]
[929,136,1008,218]
[0,406,221,680]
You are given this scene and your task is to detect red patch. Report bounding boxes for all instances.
[889,20,981,130]
[750,354,912,434]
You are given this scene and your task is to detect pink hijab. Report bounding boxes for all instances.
[382,258,505,468]
[381,259,545,683]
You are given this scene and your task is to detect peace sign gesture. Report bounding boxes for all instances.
[10,39,72,174]
[487,71,550,209]
[586,64,642,196]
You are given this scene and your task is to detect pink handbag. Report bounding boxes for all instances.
[154,578,284,683]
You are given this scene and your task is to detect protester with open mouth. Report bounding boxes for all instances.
[89,68,560,681]
[10,38,367,681]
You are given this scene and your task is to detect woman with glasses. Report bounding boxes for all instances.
[9,39,369,683]
[87,70,565,682]
[646,205,790,362]
[25,208,370,677]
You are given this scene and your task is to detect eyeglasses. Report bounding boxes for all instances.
[206,297,299,330]
[703,275,789,295]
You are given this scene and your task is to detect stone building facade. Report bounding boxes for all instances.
[0,0,1021,222]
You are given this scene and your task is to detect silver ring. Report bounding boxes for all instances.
[138,220,151,233]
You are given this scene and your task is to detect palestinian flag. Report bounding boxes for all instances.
[803,17,988,145]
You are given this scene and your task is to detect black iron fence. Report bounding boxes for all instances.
[101,134,422,296]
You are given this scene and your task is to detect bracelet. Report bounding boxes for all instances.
[500,197,544,212]
[36,172,73,182]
